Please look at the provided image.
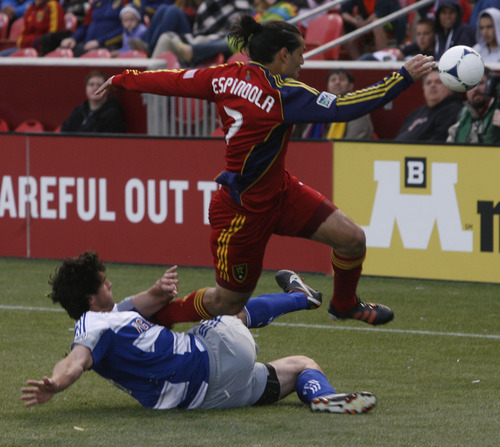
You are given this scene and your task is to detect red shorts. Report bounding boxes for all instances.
[209,173,336,292]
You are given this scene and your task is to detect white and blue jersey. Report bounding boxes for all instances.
[72,302,210,409]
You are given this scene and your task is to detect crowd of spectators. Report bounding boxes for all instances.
[1,0,500,140]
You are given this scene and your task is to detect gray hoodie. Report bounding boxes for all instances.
[473,7,500,62]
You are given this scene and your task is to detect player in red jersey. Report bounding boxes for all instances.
[96,16,434,326]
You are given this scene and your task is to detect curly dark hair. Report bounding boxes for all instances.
[228,15,302,65]
[48,250,106,320]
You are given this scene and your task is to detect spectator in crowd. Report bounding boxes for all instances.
[468,0,500,28]
[359,18,435,61]
[129,1,200,55]
[149,0,251,63]
[253,0,297,22]
[0,0,33,23]
[340,0,407,60]
[447,68,500,144]
[293,69,374,139]
[113,4,146,56]
[395,68,462,142]
[62,0,91,26]
[61,70,125,133]
[60,0,139,57]
[0,0,65,56]
[433,0,475,60]
[472,7,500,62]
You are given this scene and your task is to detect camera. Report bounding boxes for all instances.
[484,72,500,99]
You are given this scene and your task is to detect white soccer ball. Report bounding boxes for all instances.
[438,45,485,92]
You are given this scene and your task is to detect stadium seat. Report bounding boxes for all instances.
[44,47,73,57]
[304,13,343,60]
[8,17,23,40]
[64,12,78,32]
[155,51,181,69]
[0,12,9,39]
[14,119,44,133]
[0,118,9,132]
[9,47,38,57]
[210,126,224,137]
[195,53,224,68]
[80,48,112,58]
[117,49,148,58]
[227,52,250,64]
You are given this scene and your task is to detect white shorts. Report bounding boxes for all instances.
[189,316,268,409]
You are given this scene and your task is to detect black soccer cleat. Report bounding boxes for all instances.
[328,296,394,325]
[275,270,322,309]
[310,392,377,414]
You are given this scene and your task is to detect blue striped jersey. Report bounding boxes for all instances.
[72,304,209,409]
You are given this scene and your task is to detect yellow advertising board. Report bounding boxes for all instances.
[333,141,500,283]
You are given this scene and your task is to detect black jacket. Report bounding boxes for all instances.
[61,98,125,133]
[395,94,463,142]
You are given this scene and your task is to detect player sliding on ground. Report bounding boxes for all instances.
[95,16,435,327]
[22,250,376,414]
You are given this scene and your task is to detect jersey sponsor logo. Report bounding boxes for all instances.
[211,76,275,113]
[316,92,336,108]
[232,263,248,282]
[362,160,473,252]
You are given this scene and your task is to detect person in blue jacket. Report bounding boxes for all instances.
[60,0,142,56]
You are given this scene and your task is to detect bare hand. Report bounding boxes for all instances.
[404,54,436,81]
[21,377,58,407]
[159,265,179,300]
[60,37,76,49]
[95,76,114,98]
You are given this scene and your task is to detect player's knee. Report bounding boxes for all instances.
[341,225,366,257]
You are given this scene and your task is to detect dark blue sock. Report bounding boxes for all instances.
[296,369,336,403]
[244,292,308,328]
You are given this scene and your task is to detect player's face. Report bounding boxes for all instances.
[283,36,305,80]
[423,70,451,107]
[479,16,496,45]
[90,274,115,312]
[327,73,353,96]
[415,23,434,52]
[466,75,490,109]
[439,7,457,31]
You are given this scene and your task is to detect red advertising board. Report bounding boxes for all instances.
[1,134,332,273]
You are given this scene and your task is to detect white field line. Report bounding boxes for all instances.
[2,304,499,340]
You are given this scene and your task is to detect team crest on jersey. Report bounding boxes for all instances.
[232,264,248,282]
[316,92,336,108]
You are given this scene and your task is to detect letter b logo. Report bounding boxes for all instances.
[405,157,426,188]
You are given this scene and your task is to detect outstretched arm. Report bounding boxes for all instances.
[21,345,93,407]
[130,266,179,318]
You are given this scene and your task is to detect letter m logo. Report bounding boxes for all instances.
[362,161,472,252]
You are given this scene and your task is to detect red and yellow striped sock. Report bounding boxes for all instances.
[154,288,213,328]
[330,250,365,313]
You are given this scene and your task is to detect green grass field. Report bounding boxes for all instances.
[1,257,499,447]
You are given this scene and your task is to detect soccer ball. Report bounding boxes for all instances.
[438,45,485,92]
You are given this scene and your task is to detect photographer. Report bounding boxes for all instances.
[447,67,500,144]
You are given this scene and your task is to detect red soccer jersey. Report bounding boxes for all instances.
[19,0,65,49]
[112,61,412,212]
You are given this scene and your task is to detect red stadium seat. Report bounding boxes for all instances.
[195,53,224,68]
[9,47,38,57]
[64,12,78,32]
[0,12,9,39]
[304,13,343,60]
[44,47,73,57]
[117,49,148,58]
[14,119,44,133]
[8,17,23,40]
[155,51,181,69]
[81,48,112,58]
[0,118,9,132]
